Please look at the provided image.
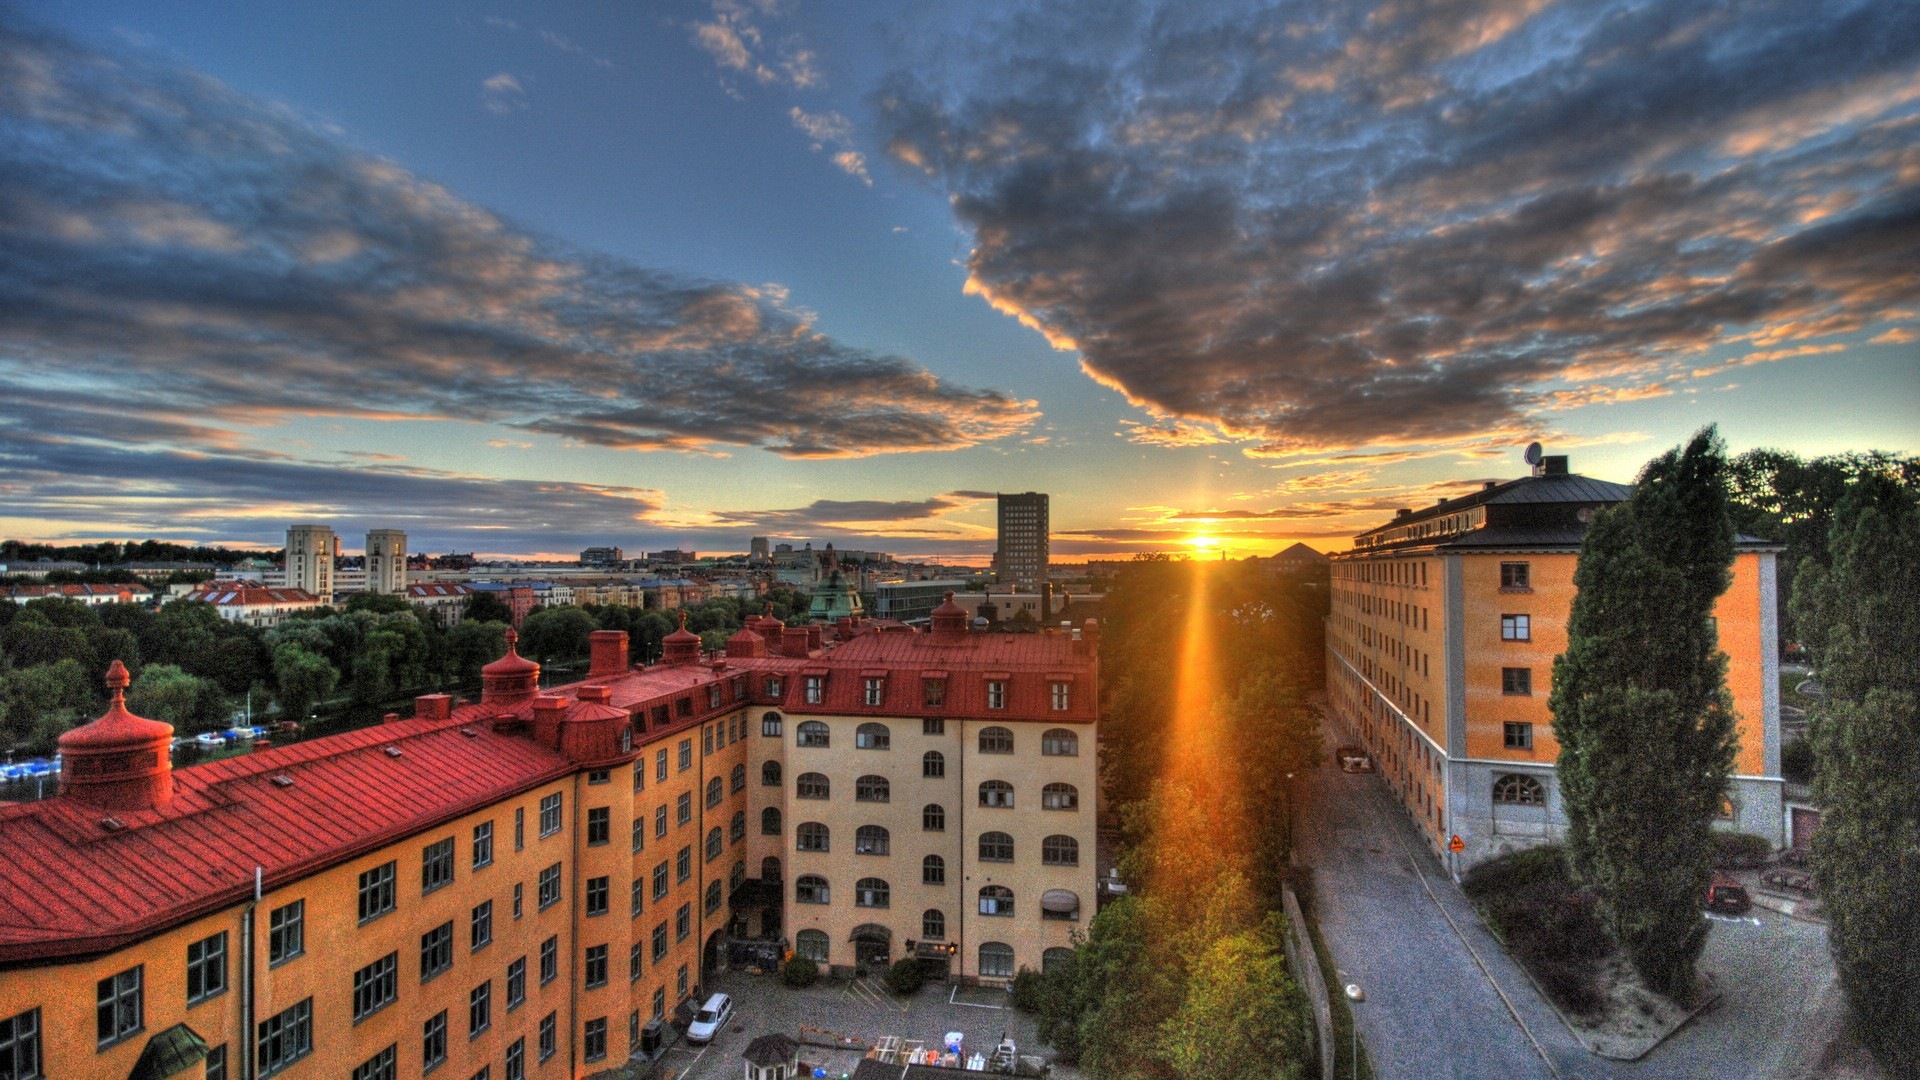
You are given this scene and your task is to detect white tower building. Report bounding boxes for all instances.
[365,529,408,594]
[284,524,336,598]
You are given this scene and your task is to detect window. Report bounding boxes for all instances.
[359,861,397,922]
[854,825,890,855]
[797,721,830,747]
[1044,947,1075,973]
[186,931,227,1005]
[514,808,524,850]
[923,803,945,831]
[539,793,563,837]
[629,942,643,982]
[730,763,747,793]
[855,722,890,749]
[922,854,946,885]
[504,1038,525,1080]
[855,877,890,908]
[651,922,668,962]
[586,876,609,916]
[587,807,610,846]
[677,845,692,882]
[1494,773,1546,805]
[979,886,1014,917]
[796,772,830,799]
[538,1013,556,1062]
[1041,728,1078,756]
[923,681,946,708]
[1504,722,1534,750]
[422,922,453,981]
[706,827,724,861]
[656,749,668,782]
[804,676,824,704]
[1502,667,1533,695]
[512,883,523,919]
[471,821,494,869]
[922,909,945,940]
[204,1043,226,1080]
[471,900,494,949]
[677,792,693,824]
[538,863,562,909]
[979,942,1015,978]
[856,774,890,802]
[257,998,311,1077]
[979,832,1014,862]
[798,822,830,851]
[655,805,668,839]
[540,936,557,984]
[632,817,647,853]
[796,929,829,962]
[706,777,724,808]
[633,761,646,791]
[986,681,1006,709]
[1500,561,1531,589]
[730,810,747,841]
[96,967,142,1048]
[675,903,691,941]
[653,861,669,901]
[922,750,945,778]
[584,945,608,988]
[1042,782,1080,810]
[762,760,782,786]
[979,727,1013,754]
[468,981,491,1037]
[864,678,884,706]
[353,1045,396,1080]
[1501,614,1531,641]
[762,710,783,736]
[1050,682,1070,710]
[796,875,830,904]
[762,807,783,835]
[979,780,1014,808]
[423,1011,447,1073]
[1043,835,1080,866]
[506,958,526,1010]
[705,879,723,914]
[266,900,304,967]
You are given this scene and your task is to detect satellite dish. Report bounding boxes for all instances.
[1523,441,1543,466]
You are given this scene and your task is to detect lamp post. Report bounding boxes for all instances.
[1283,772,1297,860]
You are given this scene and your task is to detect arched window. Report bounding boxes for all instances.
[795,928,829,960]
[730,763,747,793]
[761,760,782,786]
[978,885,1014,917]
[922,750,945,778]
[796,721,830,748]
[922,909,945,940]
[855,775,890,802]
[795,875,830,904]
[729,810,746,842]
[1042,835,1079,866]
[761,856,781,883]
[979,780,1014,808]
[761,807,782,836]
[923,803,946,832]
[855,722,891,750]
[1041,728,1079,756]
[854,825,890,856]
[922,854,946,885]
[729,860,746,891]
[979,832,1014,862]
[979,727,1014,754]
[797,772,831,799]
[1493,774,1545,806]
[1042,947,1075,973]
[978,941,1014,977]
[762,711,783,737]
[706,777,725,808]
[1042,782,1079,811]
[706,826,723,861]
[855,877,890,908]
[796,822,829,852]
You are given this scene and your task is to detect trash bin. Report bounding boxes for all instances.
[641,1019,663,1055]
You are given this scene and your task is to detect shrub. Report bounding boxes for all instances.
[1010,967,1046,1013]
[1463,844,1613,1016]
[782,956,818,988]
[1781,738,1815,785]
[1711,831,1773,869]
[885,958,924,995]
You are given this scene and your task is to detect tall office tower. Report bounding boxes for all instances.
[749,536,771,564]
[283,524,335,598]
[996,492,1050,589]
[365,529,408,594]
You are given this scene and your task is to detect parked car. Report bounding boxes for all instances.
[195,732,228,748]
[1706,874,1752,914]
[226,726,260,741]
[1335,746,1374,772]
[685,992,734,1045]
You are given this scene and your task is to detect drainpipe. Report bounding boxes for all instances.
[241,866,260,1080]
[569,771,583,1074]
[956,723,966,983]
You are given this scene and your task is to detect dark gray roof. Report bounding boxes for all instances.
[1439,525,1592,549]
[1483,475,1631,505]
[742,1033,799,1066]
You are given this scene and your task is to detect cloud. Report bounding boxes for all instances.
[879,0,1920,454]
[480,72,528,114]
[0,18,1037,483]
[791,107,873,185]
[691,1,819,92]
[704,491,995,533]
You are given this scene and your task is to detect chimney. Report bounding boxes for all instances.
[781,627,810,657]
[415,693,454,721]
[577,686,613,704]
[589,630,629,678]
[1041,582,1054,621]
[1395,508,1412,518]
[805,626,823,651]
[383,712,401,725]
[1077,618,1100,658]
[531,695,569,750]
[1542,455,1570,475]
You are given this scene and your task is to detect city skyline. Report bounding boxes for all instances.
[2,1,1915,562]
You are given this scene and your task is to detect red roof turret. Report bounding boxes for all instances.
[929,591,968,642]
[662,609,701,666]
[726,625,768,659]
[481,627,541,705]
[57,661,175,811]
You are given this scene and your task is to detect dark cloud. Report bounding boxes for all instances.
[705,492,993,533]
[880,0,1920,455]
[0,18,1037,472]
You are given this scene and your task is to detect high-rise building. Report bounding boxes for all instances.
[749,537,771,564]
[995,492,1050,589]
[283,523,335,598]
[580,546,625,567]
[365,529,408,594]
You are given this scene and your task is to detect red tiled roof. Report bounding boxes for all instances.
[768,630,1097,722]
[189,586,324,607]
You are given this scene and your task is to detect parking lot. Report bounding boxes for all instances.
[650,969,1073,1080]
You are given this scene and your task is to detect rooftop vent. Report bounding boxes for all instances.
[383,745,404,758]
[460,727,479,738]
[269,774,294,788]
[99,816,127,832]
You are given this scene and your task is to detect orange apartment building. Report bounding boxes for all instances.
[1325,455,1784,870]
[0,598,1097,1080]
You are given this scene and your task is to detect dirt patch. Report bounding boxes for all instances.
[1555,954,1712,1060]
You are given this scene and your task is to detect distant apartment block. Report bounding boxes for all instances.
[581,546,625,567]
[365,529,408,594]
[872,579,976,623]
[283,523,335,597]
[995,493,1050,590]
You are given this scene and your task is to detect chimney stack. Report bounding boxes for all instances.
[589,630,629,677]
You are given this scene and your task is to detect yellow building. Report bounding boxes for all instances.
[1325,455,1784,869]
[0,600,1098,1079]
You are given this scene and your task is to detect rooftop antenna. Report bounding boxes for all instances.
[1523,441,1544,475]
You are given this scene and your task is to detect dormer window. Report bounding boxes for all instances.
[1050,682,1069,711]
[923,679,946,707]
[708,686,722,709]
[804,676,824,705]
[863,678,883,707]
[986,681,1006,709]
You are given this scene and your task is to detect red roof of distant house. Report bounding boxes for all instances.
[189,586,324,607]
[3,583,153,601]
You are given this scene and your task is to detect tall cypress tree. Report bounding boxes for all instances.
[1551,427,1738,1001]
[1792,473,1920,1075]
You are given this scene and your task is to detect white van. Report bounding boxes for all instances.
[686,992,734,1044]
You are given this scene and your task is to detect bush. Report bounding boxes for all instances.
[1781,738,1815,785]
[885,958,924,995]
[1010,967,1046,1013]
[782,956,818,988]
[1711,831,1773,869]
[1463,845,1613,1016]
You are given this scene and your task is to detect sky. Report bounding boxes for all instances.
[1,0,1915,563]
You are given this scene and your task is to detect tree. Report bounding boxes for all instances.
[0,658,94,753]
[1550,427,1739,1001]
[272,642,338,722]
[126,664,228,733]
[519,606,597,665]
[444,620,508,689]
[345,592,413,615]
[463,591,514,626]
[1792,471,1920,1075]
[1155,916,1309,1080]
